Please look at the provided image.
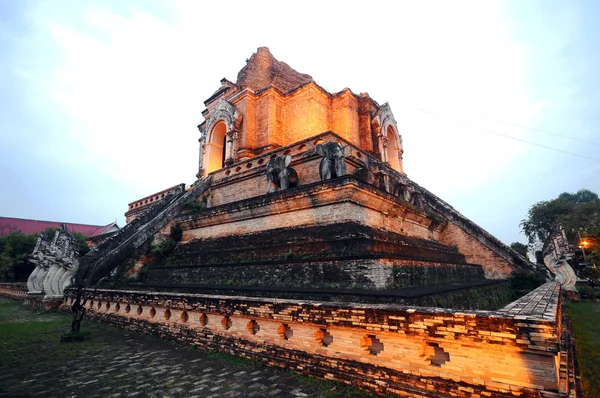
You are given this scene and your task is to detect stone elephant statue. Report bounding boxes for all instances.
[266,155,298,193]
[315,142,347,180]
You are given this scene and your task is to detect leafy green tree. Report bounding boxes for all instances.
[0,228,90,282]
[520,189,599,244]
[72,232,90,256]
[0,232,38,281]
[510,242,528,257]
[581,266,600,289]
[520,189,600,268]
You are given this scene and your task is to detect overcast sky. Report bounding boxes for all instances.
[1,0,599,245]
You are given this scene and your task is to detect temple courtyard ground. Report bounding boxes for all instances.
[567,299,600,398]
[0,298,374,398]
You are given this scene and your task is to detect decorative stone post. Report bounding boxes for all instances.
[380,134,389,163]
[197,140,206,178]
[224,130,238,166]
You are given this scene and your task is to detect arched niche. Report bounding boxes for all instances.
[205,121,227,174]
[386,125,402,172]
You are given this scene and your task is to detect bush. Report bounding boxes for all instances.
[185,199,206,212]
[579,286,599,300]
[0,232,38,281]
[150,239,176,258]
[170,224,183,242]
[509,269,546,293]
[72,232,90,256]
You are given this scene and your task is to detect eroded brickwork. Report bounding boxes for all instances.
[57,283,571,397]
[440,222,517,279]
[0,282,27,299]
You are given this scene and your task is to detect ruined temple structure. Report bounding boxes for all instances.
[123,47,532,297]
[7,47,581,397]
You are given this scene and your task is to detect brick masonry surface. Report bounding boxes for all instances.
[56,283,575,397]
[0,282,578,397]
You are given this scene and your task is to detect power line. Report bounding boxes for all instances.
[414,107,600,162]
[477,115,600,147]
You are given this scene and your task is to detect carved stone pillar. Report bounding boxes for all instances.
[197,140,206,178]
[372,123,382,157]
[224,130,238,166]
[379,133,389,163]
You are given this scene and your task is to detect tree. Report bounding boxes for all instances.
[72,232,90,256]
[0,232,38,281]
[520,189,599,244]
[0,228,90,282]
[510,242,528,257]
[581,266,600,289]
[520,189,600,269]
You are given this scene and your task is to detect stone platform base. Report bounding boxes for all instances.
[145,222,485,293]
[60,283,577,397]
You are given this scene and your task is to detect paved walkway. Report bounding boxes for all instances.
[0,298,374,398]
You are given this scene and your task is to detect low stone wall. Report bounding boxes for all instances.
[0,283,64,310]
[60,282,572,397]
[0,282,27,299]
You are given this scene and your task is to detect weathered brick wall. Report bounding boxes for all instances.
[282,85,333,144]
[62,283,569,397]
[332,89,360,145]
[0,282,27,299]
[206,131,365,207]
[225,83,363,157]
[148,260,481,289]
[440,222,517,279]
[191,131,527,278]
[423,189,532,278]
[130,280,514,310]
[181,176,442,243]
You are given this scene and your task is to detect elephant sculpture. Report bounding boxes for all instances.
[266,155,298,193]
[315,142,347,180]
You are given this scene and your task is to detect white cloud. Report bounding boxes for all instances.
[17,0,572,237]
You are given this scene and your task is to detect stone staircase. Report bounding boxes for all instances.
[77,176,212,287]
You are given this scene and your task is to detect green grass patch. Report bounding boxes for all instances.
[567,300,600,398]
[0,298,103,372]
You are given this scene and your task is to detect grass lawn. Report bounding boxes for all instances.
[567,300,600,398]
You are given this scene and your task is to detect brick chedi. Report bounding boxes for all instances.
[134,46,531,302]
[197,47,404,176]
[8,47,579,398]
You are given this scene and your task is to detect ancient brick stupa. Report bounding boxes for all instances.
[17,47,574,398]
[115,47,531,308]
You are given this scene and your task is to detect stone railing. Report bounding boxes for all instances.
[125,184,186,223]
[0,282,28,299]
[62,282,571,397]
[421,188,534,272]
[77,176,212,287]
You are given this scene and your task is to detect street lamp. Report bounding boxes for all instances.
[578,229,588,265]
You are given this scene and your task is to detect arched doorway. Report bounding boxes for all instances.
[386,125,401,172]
[205,121,227,174]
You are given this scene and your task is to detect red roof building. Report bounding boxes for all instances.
[0,217,119,237]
